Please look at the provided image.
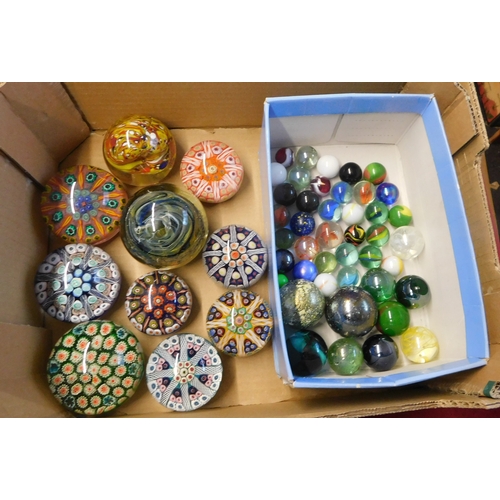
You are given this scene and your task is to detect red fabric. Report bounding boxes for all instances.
[371,407,500,418]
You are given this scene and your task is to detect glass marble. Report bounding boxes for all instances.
[316,154,340,179]
[365,200,389,224]
[362,334,399,372]
[40,164,128,246]
[327,338,364,375]
[146,333,222,412]
[342,202,365,225]
[293,260,318,282]
[294,235,320,261]
[358,244,383,269]
[325,286,378,338]
[389,205,413,227]
[103,115,176,186]
[274,204,291,228]
[360,268,396,303]
[316,221,344,250]
[270,162,288,186]
[363,162,387,185]
[273,182,297,206]
[288,165,312,191]
[275,147,294,168]
[376,182,399,205]
[395,275,431,309]
[352,180,376,205]
[280,279,325,329]
[47,320,144,415]
[180,140,244,203]
[310,176,331,197]
[344,224,366,246]
[296,190,320,213]
[278,273,289,288]
[314,273,339,298]
[275,228,295,250]
[377,301,410,336]
[121,184,209,269]
[331,181,353,204]
[276,249,295,273]
[339,162,362,185]
[35,244,121,323]
[286,329,328,377]
[125,270,192,336]
[337,266,360,287]
[314,251,338,274]
[400,326,439,363]
[290,211,315,236]
[318,199,342,222]
[389,226,425,260]
[381,256,404,277]
[203,225,268,288]
[207,289,273,357]
[365,224,390,247]
[295,145,319,169]
[335,242,359,266]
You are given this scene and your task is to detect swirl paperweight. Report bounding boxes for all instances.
[35,243,121,323]
[103,115,176,186]
[47,320,144,415]
[121,184,209,269]
[40,165,128,245]
[125,270,192,336]
[206,289,273,356]
[146,333,223,412]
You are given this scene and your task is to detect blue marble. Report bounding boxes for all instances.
[337,266,360,287]
[276,249,295,273]
[318,199,342,222]
[290,211,315,236]
[376,182,399,205]
[292,260,318,281]
[331,181,353,204]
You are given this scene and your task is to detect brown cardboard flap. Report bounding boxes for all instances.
[64,82,405,131]
[0,322,65,417]
[0,154,48,327]
[0,83,89,165]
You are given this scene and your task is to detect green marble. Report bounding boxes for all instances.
[327,338,364,375]
[377,301,410,336]
[280,279,325,329]
[275,227,295,249]
[360,268,396,304]
[365,224,390,247]
[389,205,413,227]
[314,251,338,274]
[288,165,311,191]
[365,200,389,225]
[358,244,383,269]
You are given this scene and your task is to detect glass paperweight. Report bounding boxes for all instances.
[103,115,176,186]
[121,184,209,269]
[47,320,144,415]
[35,243,121,323]
[146,333,223,412]
[40,164,128,245]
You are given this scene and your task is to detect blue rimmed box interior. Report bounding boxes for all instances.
[259,93,489,389]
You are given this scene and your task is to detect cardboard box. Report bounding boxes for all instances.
[262,93,488,388]
[476,82,500,126]
[1,82,499,418]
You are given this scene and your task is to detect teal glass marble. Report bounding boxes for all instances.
[377,301,410,336]
[314,251,338,274]
[286,329,327,376]
[389,205,413,227]
[365,224,390,247]
[360,268,396,304]
[280,279,325,329]
[288,165,311,191]
[335,242,359,267]
[318,199,342,222]
[121,184,209,269]
[331,181,353,204]
[275,228,295,249]
[327,338,364,375]
[363,162,387,185]
[358,244,383,269]
[365,200,389,224]
[295,146,319,169]
[337,266,360,287]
